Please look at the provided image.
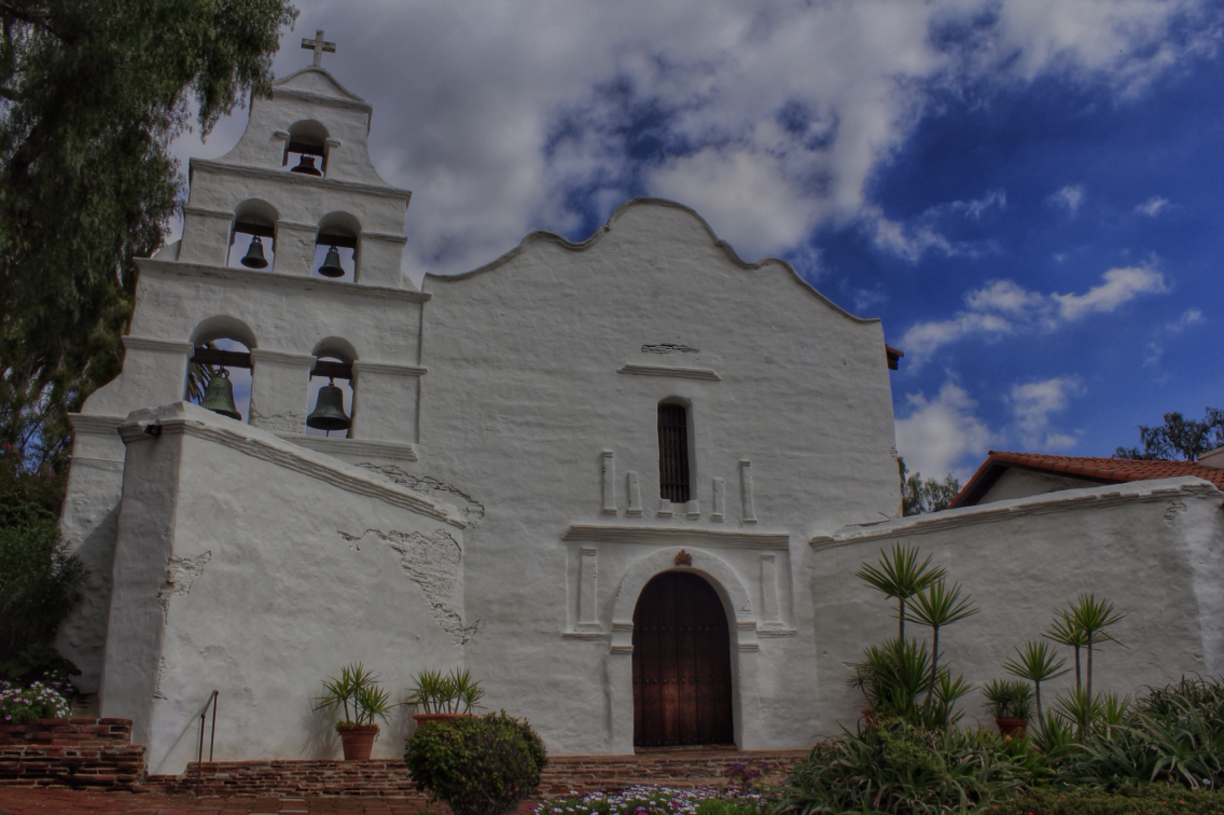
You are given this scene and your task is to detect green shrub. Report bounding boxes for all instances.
[776,719,1031,815]
[988,786,1224,814]
[0,512,85,684]
[405,710,546,815]
[1051,678,1224,790]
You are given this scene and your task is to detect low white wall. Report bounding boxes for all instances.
[100,403,467,774]
[809,477,1224,733]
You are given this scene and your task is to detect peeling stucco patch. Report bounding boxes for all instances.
[338,527,477,644]
[1165,499,1187,523]
[358,465,485,526]
[642,343,699,354]
[156,551,212,623]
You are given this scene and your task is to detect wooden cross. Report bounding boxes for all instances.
[301,30,336,67]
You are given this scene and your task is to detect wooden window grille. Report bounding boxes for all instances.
[658,403,691,503]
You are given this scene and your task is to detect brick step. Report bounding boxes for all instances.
[143,748,808,799]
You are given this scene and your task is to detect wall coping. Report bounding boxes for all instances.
[811,476,1223,551]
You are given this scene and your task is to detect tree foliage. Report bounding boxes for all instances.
[0,0,297,483]
[1114,407,1224,462]
[0,507,86,682]
[898,457,960,516]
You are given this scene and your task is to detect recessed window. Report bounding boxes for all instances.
[658,402,691,503]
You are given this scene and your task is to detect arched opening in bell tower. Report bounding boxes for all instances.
[227,199,278,270]
[283,119,329,177]
[312,211,360,282]
[187,316,256,423]
[305,337,356,438]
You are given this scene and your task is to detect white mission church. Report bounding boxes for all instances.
[57,38,1224,774]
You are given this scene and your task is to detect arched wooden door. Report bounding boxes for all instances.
[632,571,734,747]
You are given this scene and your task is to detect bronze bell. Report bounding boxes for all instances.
[199,370,241,420]
[290,154,322,176]
[240,235,268,269]
[317,244,345,278]
[306,379,351,432]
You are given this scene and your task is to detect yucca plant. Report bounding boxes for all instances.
[314,662,392,726]
[856,544,945,641]
[904,578,978,711]
[982,679,1033,720]
[405,668,485,714]
[1003,640,1070,727]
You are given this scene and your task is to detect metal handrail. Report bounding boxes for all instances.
[194,689,219,796]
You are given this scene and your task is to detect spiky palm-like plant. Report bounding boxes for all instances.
[1003,640,1070,727]
[856,543,945,641]
[904,579,978,710]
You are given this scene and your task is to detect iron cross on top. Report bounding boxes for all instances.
[302,30,336,67]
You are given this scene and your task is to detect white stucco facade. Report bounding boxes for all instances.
[57,63,1224,774]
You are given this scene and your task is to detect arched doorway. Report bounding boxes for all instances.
[632,571,733,747]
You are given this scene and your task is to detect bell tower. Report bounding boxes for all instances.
[59,35,429,697]
[175,31,411,288]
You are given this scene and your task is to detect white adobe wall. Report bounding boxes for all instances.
[810,477,1224,730]
[418,199,901,754]
[101,403,467,774]
[978,468,1100,504]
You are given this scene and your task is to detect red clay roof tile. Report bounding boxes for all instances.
[948,451,1224,508]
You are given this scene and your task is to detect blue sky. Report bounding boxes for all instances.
[174,1,1224,479]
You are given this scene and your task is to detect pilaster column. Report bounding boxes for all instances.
[249,349,316,434]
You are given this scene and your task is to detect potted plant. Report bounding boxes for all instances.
[982,678,1033,738]
[405,668,485,726]
[314,663,393,760]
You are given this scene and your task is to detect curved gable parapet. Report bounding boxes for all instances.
[426,198,877,325]
[273,67,367,105]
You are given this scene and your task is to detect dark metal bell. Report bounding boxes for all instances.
[199,372,241,420]
[317,244,345,278]
[306,381,351,432]
[290,154,322,176]
[240,236,268,269]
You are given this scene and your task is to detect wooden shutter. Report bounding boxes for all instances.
[657,403,690,503]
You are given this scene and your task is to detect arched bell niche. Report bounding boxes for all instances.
[187,316,257,423]
[227,199,278,270]
[283,119,329,177]
[312,211,360,282]
[305,337,356,438]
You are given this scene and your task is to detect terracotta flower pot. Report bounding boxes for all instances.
[337,723,379,760]
[995,717,1028,739]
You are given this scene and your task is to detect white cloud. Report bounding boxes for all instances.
[1053,265,1167,319]
[163,1,1222,276]
[1135,196,1170,216]
[1169,308,1204,331]
[895,382,996,479]
[864,189,1006,262]
[1009,376,1084,448]
[900,264,1167,361]
[1145,308,1204,366]
[1046,184,1086,215]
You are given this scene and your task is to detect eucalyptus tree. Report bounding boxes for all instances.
[0,0,297,494]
